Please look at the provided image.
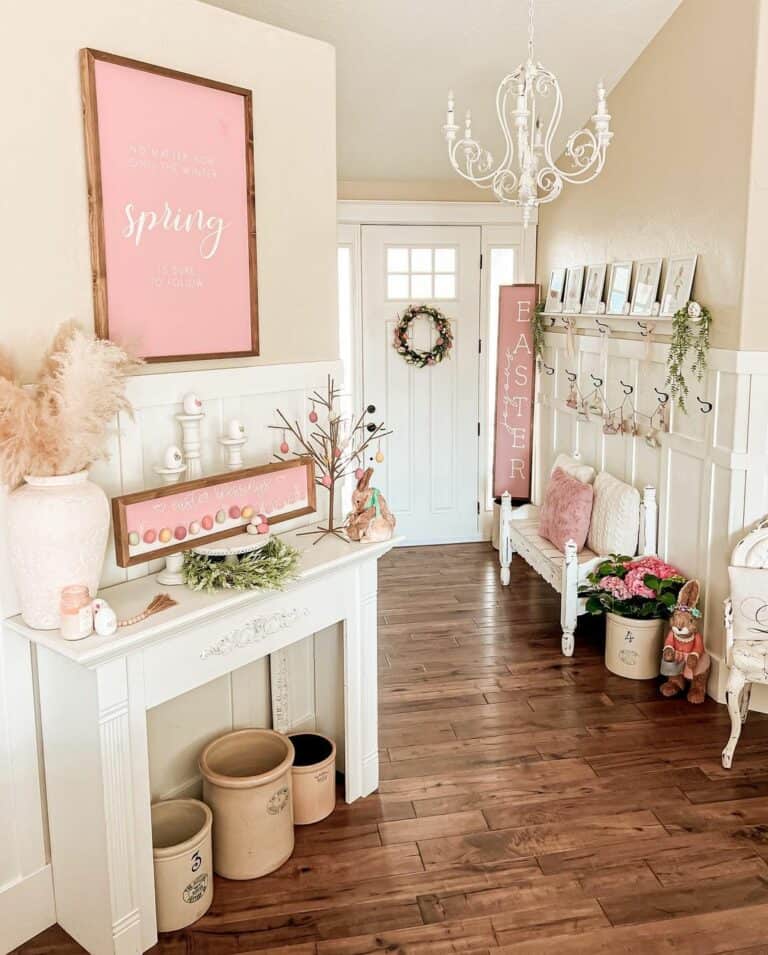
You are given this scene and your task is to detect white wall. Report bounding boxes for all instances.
[0,1,339,948]
[534,323,768,708]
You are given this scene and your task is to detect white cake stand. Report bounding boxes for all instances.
[193,529,272,559]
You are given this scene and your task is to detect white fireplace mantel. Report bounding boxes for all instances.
[3,529,398,955]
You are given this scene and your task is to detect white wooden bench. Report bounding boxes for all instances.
[498,474,658,657]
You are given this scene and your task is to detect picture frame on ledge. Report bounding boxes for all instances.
[630,258,663,317]
[112,458,315,568]
[606,261,633,315]
[563,266,584,313]
[660,255,697,317]
[582,264,607,314]
[80,49,259,362]
[546,268,566,312]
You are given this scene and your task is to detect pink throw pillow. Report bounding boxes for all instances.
[539,467,594,553]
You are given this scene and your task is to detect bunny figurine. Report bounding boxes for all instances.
[346,467,396,543]
[659,579,710,704]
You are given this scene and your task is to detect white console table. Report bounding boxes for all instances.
[4,530,398,955]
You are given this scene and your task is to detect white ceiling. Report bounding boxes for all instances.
[201,0,681,183]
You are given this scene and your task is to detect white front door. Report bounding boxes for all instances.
[361,225,481,545]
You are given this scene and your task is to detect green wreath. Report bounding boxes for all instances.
[393,304,454,368]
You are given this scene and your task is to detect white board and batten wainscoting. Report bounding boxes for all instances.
[338,201,537,545]
[536,324,768,712]
[0,359,393,953]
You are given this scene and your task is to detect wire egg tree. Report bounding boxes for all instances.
[270,376,392,543]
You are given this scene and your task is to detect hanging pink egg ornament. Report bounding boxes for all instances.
[321,474,332,488]
[333,447,342,459]
[355,467,365,480]
[309,409,318,423]
[280,440,290,454]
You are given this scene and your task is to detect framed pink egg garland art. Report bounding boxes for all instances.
[112,458,316,568]
[80,48,259,362]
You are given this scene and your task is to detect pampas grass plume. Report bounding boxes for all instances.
[0,323,141,488]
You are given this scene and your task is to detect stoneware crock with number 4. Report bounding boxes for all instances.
[199,728,295,879]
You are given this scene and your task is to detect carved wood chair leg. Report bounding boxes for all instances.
[722,668,747,769]
[499,492,514,586]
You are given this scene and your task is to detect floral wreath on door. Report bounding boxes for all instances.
[392,304,454,368]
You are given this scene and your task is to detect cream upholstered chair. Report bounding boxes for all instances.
[722,519,768,769]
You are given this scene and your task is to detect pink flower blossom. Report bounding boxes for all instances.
[623,567,655,599]
[627,556,682,580]
[600,576,631,600]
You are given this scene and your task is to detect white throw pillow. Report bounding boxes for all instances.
[729,565,768,641]
[587,471,641,556]
[551,453,596,485]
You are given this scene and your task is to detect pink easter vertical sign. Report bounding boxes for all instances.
[492,285,537,501]
[82,51,258,360]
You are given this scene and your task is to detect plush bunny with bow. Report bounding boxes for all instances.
[660,579,710,704]
[346,467,396,543]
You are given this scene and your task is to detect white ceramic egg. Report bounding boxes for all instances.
[163,445,184,469]
[227,418,246,440]
[182,392,203,415]
[93,599,118,637]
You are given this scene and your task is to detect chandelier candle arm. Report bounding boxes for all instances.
[442,0,613,224]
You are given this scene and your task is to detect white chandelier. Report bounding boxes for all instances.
[442,0,613,225]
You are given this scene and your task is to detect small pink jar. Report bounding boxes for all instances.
[59,585,93,641]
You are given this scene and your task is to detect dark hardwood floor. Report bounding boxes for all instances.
[16,543,768,954]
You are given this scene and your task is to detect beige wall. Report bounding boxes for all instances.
[338,179,495,202]
[536,0,760,350]
[0,0,338,381]
[740,0,768,349]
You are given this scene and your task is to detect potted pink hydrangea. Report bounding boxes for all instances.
[579,555,687,679]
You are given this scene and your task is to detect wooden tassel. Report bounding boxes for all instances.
[118,593,178,629]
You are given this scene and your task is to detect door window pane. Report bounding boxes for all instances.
[410,274,432,298]
[387,247,409,273]
[434,274,456,299]
[387,274,409,299]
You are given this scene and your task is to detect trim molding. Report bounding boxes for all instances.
[0,866,55,952]
[337,199,537,226]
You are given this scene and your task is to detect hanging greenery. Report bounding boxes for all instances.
[665,301,711,412]
[532,301,547,365]
[393,305,454,367]
[182,537,300,593]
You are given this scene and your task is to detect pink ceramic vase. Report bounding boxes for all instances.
[7,471,110,629]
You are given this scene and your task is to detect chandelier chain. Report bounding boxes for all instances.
[527,0,535,62]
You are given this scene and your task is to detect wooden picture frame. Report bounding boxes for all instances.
[563,266,585,314]
[582,264,607,314]
[112,458,315,568]
[630,258,663,317]
[80,48,259,362]
[660,254,697,317]
[606,261,633,315]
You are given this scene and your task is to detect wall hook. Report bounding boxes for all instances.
[637,321,649,337]
[620,379,634,396]
[548,315,558,327]
[565,369,577,382]
[696,396,713,414]
[654,387,669,404]
[590,373,604,388]
[539,361,555,376]
[595,317,609,335]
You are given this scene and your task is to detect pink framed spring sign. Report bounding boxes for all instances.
[80,49,258,362]
[492,284,538,502]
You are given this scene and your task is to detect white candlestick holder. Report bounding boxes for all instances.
[219,435,247,471]
[153,457,187,586]
[176,411,205,480]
